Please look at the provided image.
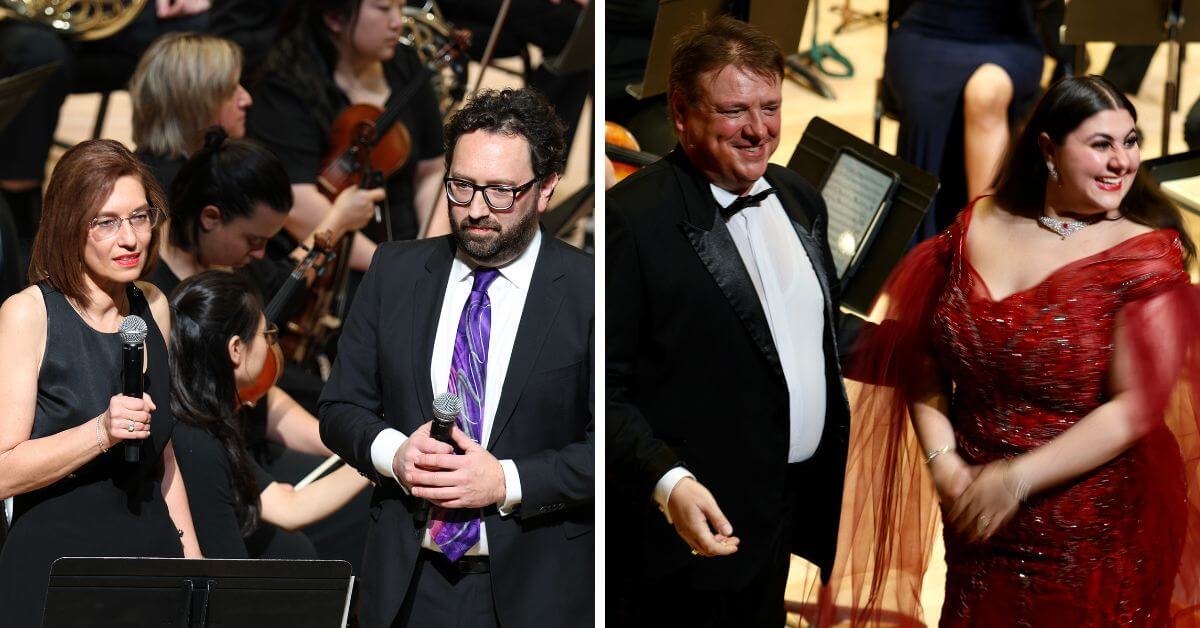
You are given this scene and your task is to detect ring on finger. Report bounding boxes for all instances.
[977,515,991,532]
[127,420,136,433]
[690,549,700,556]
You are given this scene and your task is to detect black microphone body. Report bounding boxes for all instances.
[415,393,462,529]
[121,341,144,463]
[428,414,455,446]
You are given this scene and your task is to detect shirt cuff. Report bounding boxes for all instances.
[497,459,522,515]
[653,466,695,524]
[370,428,410,493]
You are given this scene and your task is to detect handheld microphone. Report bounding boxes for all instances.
[118,316,148,463]
[416,392,462,528]
[429,392,461,445]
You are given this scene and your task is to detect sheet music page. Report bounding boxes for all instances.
[821,152,895,277]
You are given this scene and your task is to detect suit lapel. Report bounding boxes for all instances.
[411,239,455,423]
[671,150,784,383]
[487,232,565,449]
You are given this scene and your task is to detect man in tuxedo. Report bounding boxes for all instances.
[607,16,850,627]
[319,88,593,628]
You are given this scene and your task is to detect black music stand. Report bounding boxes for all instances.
[1063,0,1200,153]
[1143,149,1200,216]
[0,62,60,133]
[42,558,354,628]
[543,185,594,239]
[787,117,939,316]
[626,0,724,100]
[544,0,594,76]
[626,0,808,100]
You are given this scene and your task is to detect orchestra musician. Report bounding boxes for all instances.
[128,31,380,250]
[169,270,368,559]
[145,132,375,569]
[247,0,447,270]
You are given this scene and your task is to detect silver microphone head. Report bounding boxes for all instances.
[118,315,148,344]
[432,392,462,422]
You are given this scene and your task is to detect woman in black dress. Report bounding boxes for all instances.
[0,139,201,627]
[168,271,367,559]
[885,0,1044,242]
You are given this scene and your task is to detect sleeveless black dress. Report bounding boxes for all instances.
[0,282,183,627]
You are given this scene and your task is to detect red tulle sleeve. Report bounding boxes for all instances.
[813,223,959,626]
[1118,270,1200,625]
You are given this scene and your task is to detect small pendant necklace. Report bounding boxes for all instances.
[1038,215,1091,239]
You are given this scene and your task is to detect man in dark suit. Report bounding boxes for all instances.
[319,88,593,628]
[607,16,851,627]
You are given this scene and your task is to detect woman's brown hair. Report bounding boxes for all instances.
[29,139,165,307]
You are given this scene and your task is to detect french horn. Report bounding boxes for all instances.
[399,1,468,118]
[0,0,148,41]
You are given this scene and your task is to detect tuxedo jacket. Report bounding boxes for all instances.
[319,233,594,627]
[606,148,851,588]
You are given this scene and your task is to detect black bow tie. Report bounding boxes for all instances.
[719,187,777,220]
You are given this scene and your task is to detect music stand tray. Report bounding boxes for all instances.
[1062,0,1200,153]
[43,557,354,628]
[626,0,810,101]
[544,0,594,76]
[0,62,61,133]
[787,117,939,317]
[626,0,725,100]
[1144,149,1200,216]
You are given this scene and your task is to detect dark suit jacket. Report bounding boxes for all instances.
[607,148,851,589]
[319,232,594,628]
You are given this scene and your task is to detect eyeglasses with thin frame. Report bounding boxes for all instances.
[443,177,537,212]
[263,322,279,347]
[89,207,163,240]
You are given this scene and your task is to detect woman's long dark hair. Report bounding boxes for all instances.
[169,271,264,535]
[259,0,363,129]
[168,127,293,258]
[992,74,1196,265]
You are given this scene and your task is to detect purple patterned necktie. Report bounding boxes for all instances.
[430,267,499,561]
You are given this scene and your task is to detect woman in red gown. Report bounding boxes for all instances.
[834,76,1200,626]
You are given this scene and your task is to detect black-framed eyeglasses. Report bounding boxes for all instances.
[443,177,537,212]
[89,207,163,240]
[263,322,279,346]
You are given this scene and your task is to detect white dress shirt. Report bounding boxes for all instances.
[369,229,543,555]
[655,179,827,519]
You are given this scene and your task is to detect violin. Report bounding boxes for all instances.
[317,30,471,212]
[280,32,470,370]
[238,232,335,406]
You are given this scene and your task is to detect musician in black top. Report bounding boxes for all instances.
[248,0,446,271]
[147,133,374,570]
[169,271,367,559]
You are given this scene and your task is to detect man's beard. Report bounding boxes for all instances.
[450,205,540,265]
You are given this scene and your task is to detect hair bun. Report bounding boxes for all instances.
[202,125,229,152]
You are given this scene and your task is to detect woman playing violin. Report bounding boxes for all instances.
[248,0,447,270]
[170,270,368,559]
[147,131,374,569]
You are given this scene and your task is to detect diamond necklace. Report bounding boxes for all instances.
[1038,214,1092,239]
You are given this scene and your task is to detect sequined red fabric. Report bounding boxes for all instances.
[829,200,1200,627]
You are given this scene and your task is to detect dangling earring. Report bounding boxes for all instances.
[1046,162,1060,182]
